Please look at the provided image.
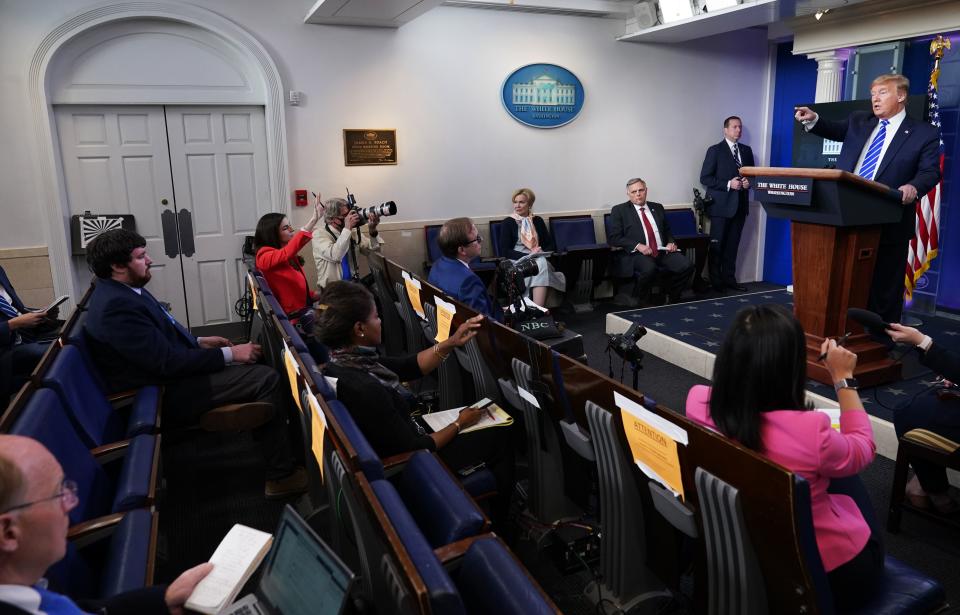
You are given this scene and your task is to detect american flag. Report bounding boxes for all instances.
[905,63,945,299]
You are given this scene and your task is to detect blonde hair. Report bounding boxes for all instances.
[511,188,536,207]
[871,73,909,97]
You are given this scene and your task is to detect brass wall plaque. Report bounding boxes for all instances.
[343,129,397,166]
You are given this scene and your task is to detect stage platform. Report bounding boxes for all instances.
[605,286,960,461]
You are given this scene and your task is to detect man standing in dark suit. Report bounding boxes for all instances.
[795,73,940,323]
[0,266,59,401]
[608,178,693,304]
[83,229,306,499]
[699,116,754,292]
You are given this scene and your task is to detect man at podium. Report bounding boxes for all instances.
[794,73,940,324]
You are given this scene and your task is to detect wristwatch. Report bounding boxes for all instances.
[834,378,860,393]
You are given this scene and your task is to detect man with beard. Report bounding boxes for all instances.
[83,230,306,499]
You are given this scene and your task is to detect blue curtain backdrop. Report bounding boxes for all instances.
[763,44,817,284]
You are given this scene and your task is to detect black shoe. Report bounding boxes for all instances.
[265,467,308,499]
[710,280,726,292]
[727,283,748,292]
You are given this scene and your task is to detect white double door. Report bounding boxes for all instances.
[55,105,271,327]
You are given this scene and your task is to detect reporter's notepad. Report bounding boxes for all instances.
[421,398,513,434]
[185,524,273,615]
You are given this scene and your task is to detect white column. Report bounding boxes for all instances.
[807,50,851,103]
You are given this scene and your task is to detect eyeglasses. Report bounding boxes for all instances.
[0,479,78,515]
[462,235,483,246]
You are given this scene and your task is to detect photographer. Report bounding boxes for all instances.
[313,197,384,290]
[699,116,753,292]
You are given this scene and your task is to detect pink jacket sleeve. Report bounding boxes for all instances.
[817,409,876,478]
[255,231,312,271]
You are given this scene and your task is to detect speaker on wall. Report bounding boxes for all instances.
[633,1,659,28]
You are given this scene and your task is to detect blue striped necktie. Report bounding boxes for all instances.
[0,295,18,318]
[857,119,889,180]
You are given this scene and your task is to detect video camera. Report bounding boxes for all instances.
[692,188,714,213]
[497,256,540,310]
[606,321,646,364]
[345,189,397,226]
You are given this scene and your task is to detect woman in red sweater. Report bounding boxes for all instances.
[254,198,326,360]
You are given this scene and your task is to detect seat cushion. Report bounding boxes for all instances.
[457,537,554,615]
[394,451,484,547]
[847,556,945,615]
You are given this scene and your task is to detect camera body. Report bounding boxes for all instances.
[345,190,398,226]
[496,257,540,309]
[692,188,714,213]
[607,321,646,363]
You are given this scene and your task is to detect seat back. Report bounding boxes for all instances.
[367,255,406,356]
[694,467,768,615]
[393,450,485,547]
[370,478,467,615]
[11,388,114,524]
[603,212,613,243]
[395,281,431,355]
[489,220,504,257]
[423,302,468,409]
[585,400,665,604]
[549,215,598,250]
[456,536,559,615]
[41,345,123,448]
[323,398,385,481]
[512,358,573,523]
[455,337,500,404]
[425,224,443,265]
[663,208,699,237]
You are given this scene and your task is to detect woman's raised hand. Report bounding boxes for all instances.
[820,338,857,382]
[449,314,484,347]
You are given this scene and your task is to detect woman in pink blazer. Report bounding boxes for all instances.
[685,304,880,609]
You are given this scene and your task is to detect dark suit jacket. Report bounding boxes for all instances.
[0,266,27,350]
[810,111,941,241]
[83,278,224,392]
[607,201,676,278]
[427,256,501,320]
[497,216,556,260]
[700,140,755,218]
[920,342,960,383]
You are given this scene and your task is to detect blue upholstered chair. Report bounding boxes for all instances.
[10,388,157,524]
[41,345,159,448]
[454,536,559,615]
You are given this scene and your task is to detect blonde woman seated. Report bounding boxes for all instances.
[497,188,565,308]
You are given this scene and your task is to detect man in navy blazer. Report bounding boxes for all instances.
[0,266,58,401]
[796,73,941,323]
[700,116,754,292]
[428,217,502,320]
[83,229,306,499]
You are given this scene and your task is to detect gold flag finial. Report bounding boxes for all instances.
[929,35,951,89]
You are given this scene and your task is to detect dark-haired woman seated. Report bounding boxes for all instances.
[317,281,515,522]
[254,197,328,361]
[685,304,880,610]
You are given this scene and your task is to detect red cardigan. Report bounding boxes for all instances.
[255,230,317,316]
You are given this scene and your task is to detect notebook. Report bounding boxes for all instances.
[222,505,356,615]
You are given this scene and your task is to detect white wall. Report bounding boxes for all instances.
[0,0,770,248]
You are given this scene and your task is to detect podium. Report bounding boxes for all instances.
[739,167,903,387]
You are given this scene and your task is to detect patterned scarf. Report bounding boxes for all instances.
[510,214,538,251]
[329,345,401,390]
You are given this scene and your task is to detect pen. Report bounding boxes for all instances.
[818,332,851,361]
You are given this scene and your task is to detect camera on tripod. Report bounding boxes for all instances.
[607,321,646,364]
[345,189,397,226]
[692,188,714,213]
[496,257,540,309]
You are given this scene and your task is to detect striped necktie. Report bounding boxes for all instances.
[732,143,742,168]
[857,119,889,180]
[0,295,18,318]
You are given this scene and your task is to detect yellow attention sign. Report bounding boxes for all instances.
[435,297,456,342]
[282,345,302,413]
[615,391,687,500]
[307,391,326,483]
[402,272,425,319]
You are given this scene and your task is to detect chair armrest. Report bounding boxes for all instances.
[903,429,960,456]
[68,512,125,545]
[92,439,131,462]
[434,533,489,565]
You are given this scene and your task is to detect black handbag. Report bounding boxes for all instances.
[514,313,562,340]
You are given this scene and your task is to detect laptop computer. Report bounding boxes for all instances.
[224,505,355,615]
